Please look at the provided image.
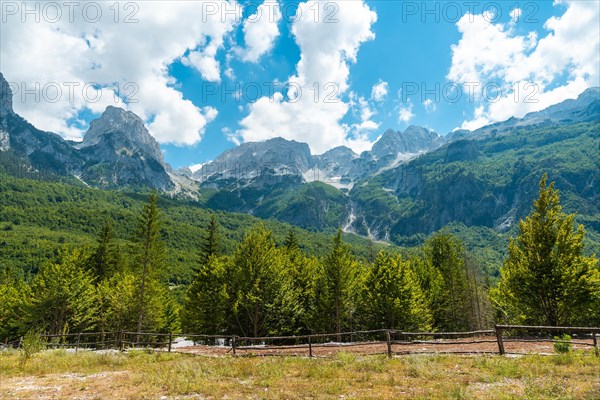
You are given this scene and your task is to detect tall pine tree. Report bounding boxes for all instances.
[87,219,122,280]
[318,228,357,334]
[493,175,600,326]
[229,225,279,337]
[423,231,471,331]
[133,193,167,333]
[200,215,221,266]
[360,252,432,331]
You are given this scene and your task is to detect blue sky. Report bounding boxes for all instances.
[1,0,598,168]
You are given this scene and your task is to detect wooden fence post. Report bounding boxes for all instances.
[75,333,81,353]
[232,336,237,357]
[495,326,505,355]
[386,331,392,359]
[18,336,23,349]
[168,332,173,353]
[593,330,598,357]
[119,331,124,352]
[308,335,313,358]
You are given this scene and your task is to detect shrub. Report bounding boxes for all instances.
[20,329,47,366]
[553,334,572,354]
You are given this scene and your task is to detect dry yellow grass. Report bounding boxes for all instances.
[0,349,599,399]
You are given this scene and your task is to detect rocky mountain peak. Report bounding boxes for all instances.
[372,125,441,159]
[0,73,14,118]
[81,106,163,163]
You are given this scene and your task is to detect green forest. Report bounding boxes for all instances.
[1,174,599,341]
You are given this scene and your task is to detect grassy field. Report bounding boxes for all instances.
[1,350,599,399]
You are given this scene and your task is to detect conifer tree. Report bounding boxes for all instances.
[182,256,229,335]
[318,228,357,334]
[24,249,97,335]
[0,267,30,339]
[423,231,471,331]
[87,219,122,280]
[96,273,138,332]
[270,246,320,335]
[133,193,167,333]
[493,175,600,326]
[229,225,279,337]
[284,229,299,251]
[200,215,221,266]
[360,252,432,331]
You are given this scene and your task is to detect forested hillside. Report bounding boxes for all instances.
[0,174,385,284]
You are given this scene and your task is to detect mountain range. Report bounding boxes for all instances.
[1,72,599,256]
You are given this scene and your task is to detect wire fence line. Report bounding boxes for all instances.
[2,325,598,357]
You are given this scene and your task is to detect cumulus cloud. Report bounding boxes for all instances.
[237,0,377,154]
[398,100,414,123]
[1,1,241,145]
[371,80,388,102]
[448,0,600,130]
[423,98,436,113]
[240,0,282,62]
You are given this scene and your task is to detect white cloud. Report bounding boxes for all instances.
[371,80,388,101]
[423,98,436,113]
[237,0,377,154]
[398,100,414,123]
[240,0,282,62]
[1,1,242,145]
[509,8,522,22]
[448,0,599,130]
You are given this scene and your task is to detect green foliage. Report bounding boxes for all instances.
[23,248,97,335]
[359,252,432,331]
[199,215,221,265]
[20,329,47,365]
[493,175,600,326]
[553,334,572,354]
[0,175,381,283]
[317,228,358,334]
[95,273,138,332]
[86,219,123,279]
[269,247,321,335]
[422,231,472,331]
[182,256,229,335]
[132,193,172,333]
[0,270,29,340]
[228,225,279,337]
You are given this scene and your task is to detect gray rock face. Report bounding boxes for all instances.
[0,73,13,151]
[78,106,172,189]
[190,126,444,188]
[463,87,600,139]
[371,126,443,159]
[345,126,445,181]
[0,129,9,151]
[194,137,313,186]
[0,73,14,118]
[80,106,164,162]
[313,146,358,177]
[0,72,173,189]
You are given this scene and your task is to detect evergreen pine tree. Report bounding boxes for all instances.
[319,228,357,334]
[182,256,229,335]
[133,193,167,333]
[423,231,471,331]
[87,219,122,280]
[228,225,279,337]
[493,174,600,326]
[24,249,97,335]
[284,229,299,251]
[200,215,221,266]
[360,252,432,331]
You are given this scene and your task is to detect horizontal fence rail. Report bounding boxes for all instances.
[2,325,598,357]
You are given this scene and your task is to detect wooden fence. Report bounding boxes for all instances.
[2,325,598,357]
